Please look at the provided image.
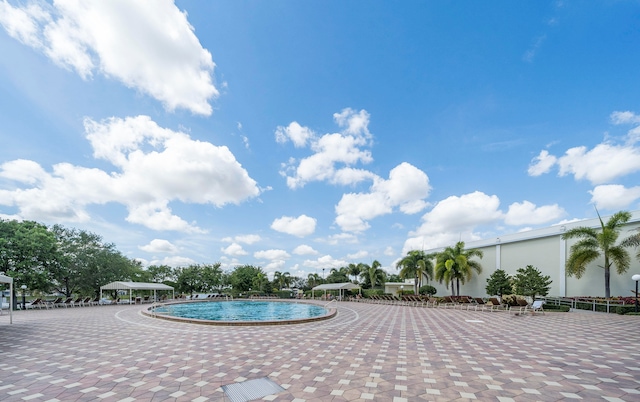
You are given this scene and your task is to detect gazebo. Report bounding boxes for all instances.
[311,282,360,300]
[0,273,13,324]
[100,281,174,303]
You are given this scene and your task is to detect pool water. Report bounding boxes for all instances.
[153,301,327,322]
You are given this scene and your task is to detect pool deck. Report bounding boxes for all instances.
[1,301,639,401]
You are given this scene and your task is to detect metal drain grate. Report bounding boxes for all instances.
[221,377,285,402]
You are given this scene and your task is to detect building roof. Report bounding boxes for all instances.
[312,282,360,291]
[100,281,173,291]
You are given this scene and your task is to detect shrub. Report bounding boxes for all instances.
[363,289,385,298]
[542,304,570,312]
[419,285,437,296]
[616,306,638,315]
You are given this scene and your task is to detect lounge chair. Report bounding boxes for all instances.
[25,298,44,309]
[509,298,530,315]
[471,297,490,311]
[531,300,545,315]
[51,297,64,308]
[439,296,456,308]
[454,296,473,310]
[72,297,83,307]
[487,297,506,311]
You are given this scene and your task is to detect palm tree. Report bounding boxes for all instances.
[273,271,291,290]
[562,210,633,299]
[396,250,434,294]
[307,273,321,288]
[347,263,361,283]
[360,260,385,289]
[435,241,483,296]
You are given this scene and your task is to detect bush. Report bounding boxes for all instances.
[625,312,640,315]
[542,304,570,312]
[363,289,385,298]
[418,285,437,296]
[616,306,638,315]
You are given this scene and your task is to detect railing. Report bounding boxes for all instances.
[324,299,337,308]
[541,296,627,314]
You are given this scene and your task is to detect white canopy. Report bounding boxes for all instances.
[100,281,174,302]
[0,273,13,324]
[311,282,360,299]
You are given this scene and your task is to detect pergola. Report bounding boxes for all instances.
[0,273,13,324]
[100,281,174,303]
[312,282,360,300]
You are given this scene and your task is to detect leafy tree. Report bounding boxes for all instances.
[252,271,269,293]
[146,265,176,283]
[80,247,141,298]
[360,260,385,289]
[485,269,512,297]
[228,265,264,292]
[273,271,291,290]
[326,267,349,283]
[0,219,59,293]
[620,227,640,262]
[306,273,322,289]
[347,263,362,283]
[396,250,434,294]
[435,241,483,296]
[562,210,634,299]
[512,265,552,300]
[387,273,402,282]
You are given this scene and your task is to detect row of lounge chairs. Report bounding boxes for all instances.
[359,295,545,314]
[25,297,100,309]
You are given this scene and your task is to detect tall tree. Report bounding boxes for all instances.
[228,265,264,292]
[512,265,552,300]
[485,269,512,297]
[396,250,434,294]
[562,210,633,299]
[435,241,483,296]
[306,273,322,288]
[347,263,361,283]
[361,260,385,289]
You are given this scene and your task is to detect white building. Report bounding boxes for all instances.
[422,210,640,298]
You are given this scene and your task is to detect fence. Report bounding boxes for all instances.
[541,296,629,314]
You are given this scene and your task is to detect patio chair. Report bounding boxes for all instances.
[62,297,74,308]
[487,297,507,311]
[51,297,64,308]
[509,298,530,315]
[426,297,439,308]
[531,300,545,315]
[471,297,490,311]
[454,296,473,310]
[72,297,83,307]
[25,298,43,309]
[439,296,456,308]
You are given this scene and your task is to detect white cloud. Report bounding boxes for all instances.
[278,108,374,189]
[271,214,316,237]
[149,255,196,267]
[139,239,178,254]
[0,115,260,231]
[335,162,430,232]
[275,121,314,148]
[221,243,248,256]
[292,244,318,255]
[557,143,640,184]
[504,201,566,226]
[302,254,348,270]
[0,0,217,115]
[322,233,358,245]
[222,234,261,244]
[346,250,368,260]
[528,150,557,176]
[590,184,640,210]
[254,249,290,260]
[384,246,395,256]
[610,110,640,125]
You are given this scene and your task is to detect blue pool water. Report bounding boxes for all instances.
[153,301,327,322]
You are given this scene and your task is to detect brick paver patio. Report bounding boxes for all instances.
[1,301,639,401]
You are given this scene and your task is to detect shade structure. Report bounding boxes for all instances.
[0,273,13,324]
[100,281,174,303]
[311,282,360,300]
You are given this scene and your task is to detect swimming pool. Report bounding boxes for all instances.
[147,300,334,325]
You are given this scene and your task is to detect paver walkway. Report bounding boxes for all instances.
[1,301,639,401]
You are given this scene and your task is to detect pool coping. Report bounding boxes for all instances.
[141,299,337,326]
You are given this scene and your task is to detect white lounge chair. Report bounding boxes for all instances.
[531,300,545,315]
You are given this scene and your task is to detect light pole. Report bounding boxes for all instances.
[21,285,26,310]
[322,268,325,280]
[632,274,640,313]
[400,285,404,297]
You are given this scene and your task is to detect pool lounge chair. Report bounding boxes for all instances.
[487,297,507,311]
[531,300,545,315]
[509,298,530,315]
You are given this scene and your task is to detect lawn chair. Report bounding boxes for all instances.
[487,297,506,311]
[531,300,545,315]
[509,298,530,315]
[439,296,456,308]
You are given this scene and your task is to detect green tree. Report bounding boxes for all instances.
[347,263,362,283]
[80,247,141,298]
[228,265,264,293]
[562,210,633,299]
[485,269,512,297]
[252,271,269,293]
[435,241,483,296]
[0,220,59,293]
[306,273,322,288]
[360,260,385,289]
[326,267,349,283]
[396,250,434,294]
[146,265,176,283]
[273,271,291,290]
[512,265,552,300]
[620,227,640,262]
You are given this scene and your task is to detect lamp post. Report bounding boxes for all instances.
[400,285,404,296]
[632,274,640,313]
[21,285,26,310]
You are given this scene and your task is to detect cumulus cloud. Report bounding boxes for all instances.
[590,184,640,210]
[302,254,348,270]
[0,0,217,115]
[335,162,430,232]
[292,244,318,255]
[504,201,566,226]
[528,150,557,176]
[0,115,260,231]
[149,255,196,267]
[254,249,290,260]
[271,214,316,237]
[278,108,374,189]
[346,250,368,260]
[139,239,178,254]
[221,243,248,256]
[222,234,261,244]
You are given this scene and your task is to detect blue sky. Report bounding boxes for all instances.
[2,0,640,279]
